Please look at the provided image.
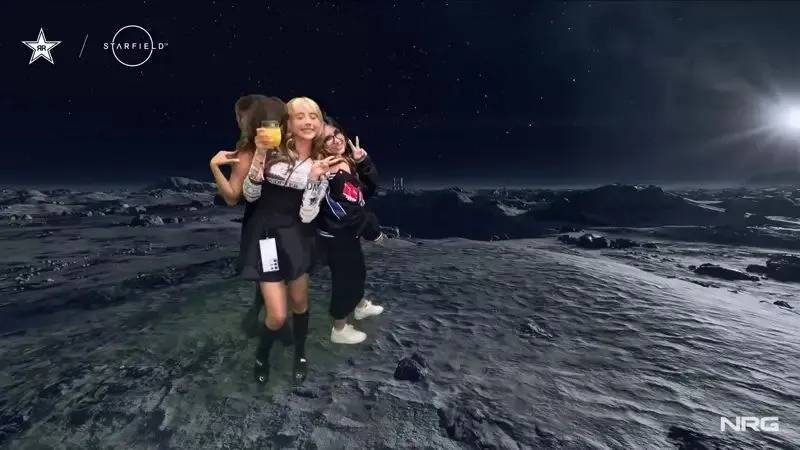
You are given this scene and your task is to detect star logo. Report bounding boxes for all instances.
[22,28,61,65]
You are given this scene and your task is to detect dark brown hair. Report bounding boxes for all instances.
[234,95,287,151]
[323,115,357,173]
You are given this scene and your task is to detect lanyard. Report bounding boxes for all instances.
[282,156,311,187]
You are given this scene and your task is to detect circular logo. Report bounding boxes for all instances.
[104,25,167,68]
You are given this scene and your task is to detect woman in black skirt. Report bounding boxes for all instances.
[302,116,386,345]
[208,94,294,343]
[241,96,342,384]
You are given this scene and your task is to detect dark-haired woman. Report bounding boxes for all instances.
[301,116,385,345]
[209,94,294,344]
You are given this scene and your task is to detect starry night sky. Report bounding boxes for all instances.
[2,0,800,187]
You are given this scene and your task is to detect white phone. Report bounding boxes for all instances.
[258,238,280,272]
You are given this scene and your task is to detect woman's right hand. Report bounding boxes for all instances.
[254,130,279,149]
[210,150,239,167]
[253,146,269,160]
[310,156,343,180]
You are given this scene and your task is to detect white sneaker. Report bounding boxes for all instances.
[331,324,367,344]
[354,299,384,320]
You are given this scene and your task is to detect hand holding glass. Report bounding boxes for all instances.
[256,120,281,149]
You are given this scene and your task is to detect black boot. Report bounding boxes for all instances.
[277,322,295,347]
[240,289,264,339]
[253,324,278,384]
[291,310,310,383]
[292,357,308,384]
[254,358,270,384]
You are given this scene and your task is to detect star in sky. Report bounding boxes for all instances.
[22,28,61,65]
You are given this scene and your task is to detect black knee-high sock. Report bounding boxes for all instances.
[256,324,279,364]
[292,310,309,359]
[241,287,264,339]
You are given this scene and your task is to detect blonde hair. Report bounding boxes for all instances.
[268,96,326,167]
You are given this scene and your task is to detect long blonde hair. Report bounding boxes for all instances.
[268,96,326,166]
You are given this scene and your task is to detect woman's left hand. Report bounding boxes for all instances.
[348,136,367,162]
[310,156,343,180]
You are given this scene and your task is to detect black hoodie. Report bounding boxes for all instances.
[316,154,381,240]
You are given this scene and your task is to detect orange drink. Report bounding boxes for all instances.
[257,120,281,148]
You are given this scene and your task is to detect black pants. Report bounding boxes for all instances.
[321,235,366,320]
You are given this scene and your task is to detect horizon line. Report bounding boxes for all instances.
[2,179,796,192]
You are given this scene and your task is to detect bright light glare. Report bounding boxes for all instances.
[780,107,800,131]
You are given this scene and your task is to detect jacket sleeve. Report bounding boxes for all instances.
[328,175,384,239]
[242,176,263,202]
[356,153,379,200]
[325,174,368,220]
[299,179,328,223]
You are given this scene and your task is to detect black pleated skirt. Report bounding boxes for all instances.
[239,215,317,283]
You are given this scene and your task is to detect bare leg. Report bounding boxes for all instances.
[261,281,287,329]
[287,273,310,315]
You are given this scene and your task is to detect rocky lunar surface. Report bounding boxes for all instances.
[1,178,799,449]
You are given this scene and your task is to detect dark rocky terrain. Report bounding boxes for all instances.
[1,177,799,449]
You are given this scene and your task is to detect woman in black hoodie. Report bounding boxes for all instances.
[302,116,386,344]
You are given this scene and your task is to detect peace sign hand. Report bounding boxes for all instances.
[348,136,367,162]
[310,156,343,180]
[210,150,240,167]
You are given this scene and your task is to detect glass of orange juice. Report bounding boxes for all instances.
[258,120,281,148]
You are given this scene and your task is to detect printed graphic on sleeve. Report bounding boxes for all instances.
[342,181,363,205]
